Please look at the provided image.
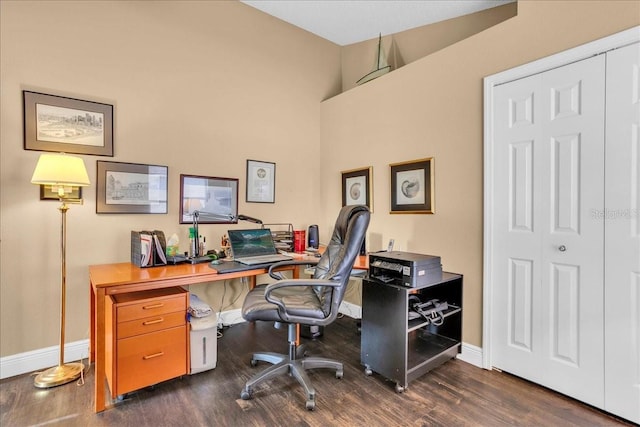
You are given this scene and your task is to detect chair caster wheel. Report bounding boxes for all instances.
[306,399,315,410]
[241,388,252,400]
[395,384,405,393]
[250,359,258,367]
[336,369,343,379]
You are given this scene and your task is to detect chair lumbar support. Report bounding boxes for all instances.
[240,323,344,411]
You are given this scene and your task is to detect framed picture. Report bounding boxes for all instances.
[180,174,239,224]
[390,158,434,214]
[96,161,168,214]
[23,91,114,156]
[40,185,82,201]
[246,159,275,203]
[341,166,373,212]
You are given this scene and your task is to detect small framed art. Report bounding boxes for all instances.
[96,161,168,214]
[246,160,275,203]
[23,91,114,156]
[390,158,434,214]
[341,166,373,212]
[180,174,239,224]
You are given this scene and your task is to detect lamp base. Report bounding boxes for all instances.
[34,362,84,388]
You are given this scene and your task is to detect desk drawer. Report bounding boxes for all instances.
[116,326,187,395]
[116,290,187,323]
[117,311,186,339]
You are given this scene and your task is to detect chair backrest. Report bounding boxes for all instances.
[312,205,370,318]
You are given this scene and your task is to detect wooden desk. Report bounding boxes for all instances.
[89,262,296,413]
[352,254,368,270]
[89,254,368,412]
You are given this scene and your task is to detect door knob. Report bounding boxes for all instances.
[558,245,567,252]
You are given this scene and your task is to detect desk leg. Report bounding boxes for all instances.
[93,287,107,413]
[89,283,95,363]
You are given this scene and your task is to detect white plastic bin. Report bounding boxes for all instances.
[190,314,217,374]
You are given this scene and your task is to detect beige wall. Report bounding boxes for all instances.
[1,0,638,360]
[341,2,518,92]
[0,0,341,357]
[320,0,639,347]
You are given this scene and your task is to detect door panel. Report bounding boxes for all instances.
[551,134,580,233]
[493,74,543,379]
[508,258,533,351]
[491,54,605,406]
[549,263,579,365]
[604,42,640,424]
[539,55,605,406]
[510,141,534,232]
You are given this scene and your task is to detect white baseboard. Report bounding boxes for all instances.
[457,342,483,368]
[0,340,90,380]
[1,308,485,380]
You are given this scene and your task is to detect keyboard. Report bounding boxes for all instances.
[236,254,292,265]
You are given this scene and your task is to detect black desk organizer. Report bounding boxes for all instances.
[131,230,167,267]
[361,272,463,392]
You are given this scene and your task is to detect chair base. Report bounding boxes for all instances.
[240,325,344,410]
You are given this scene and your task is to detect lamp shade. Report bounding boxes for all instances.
[31,153,90,187]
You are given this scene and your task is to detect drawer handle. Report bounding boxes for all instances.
[143,352,164,360]
[142,317,164,326]
[142,303,164,310]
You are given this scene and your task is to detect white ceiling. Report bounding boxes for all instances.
[241,0,515,46]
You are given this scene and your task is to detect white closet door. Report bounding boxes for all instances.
[491,54,606,406]
[492,72,544,380]
[604,42,640,424]
[538,55,606,405]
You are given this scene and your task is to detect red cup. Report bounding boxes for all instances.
[294,230,306,252]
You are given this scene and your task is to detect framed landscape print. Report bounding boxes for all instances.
[96,161,167,213]
[390,158,434,214]
[23,91,114,156]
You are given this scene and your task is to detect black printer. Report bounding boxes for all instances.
[368,251,442,288]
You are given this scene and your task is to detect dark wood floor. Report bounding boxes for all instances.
[1,316,633,427]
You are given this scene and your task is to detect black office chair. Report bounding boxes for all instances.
[240,205,370,410]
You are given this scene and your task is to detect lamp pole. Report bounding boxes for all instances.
[58,202,69,367]
[33,200,85,388]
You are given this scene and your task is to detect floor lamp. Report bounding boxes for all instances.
[30,153,90,388]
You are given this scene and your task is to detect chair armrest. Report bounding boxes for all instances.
[263,278,339,323]
[268,259,319,280]
[264,278,338,300]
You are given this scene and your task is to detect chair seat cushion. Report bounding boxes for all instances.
[242,284,327,322]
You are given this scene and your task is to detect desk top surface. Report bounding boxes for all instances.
[90,253,368,289]
[89,262,227,287]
